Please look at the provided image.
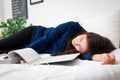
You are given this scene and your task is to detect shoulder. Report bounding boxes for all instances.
[55,21,81,30]
[60,21,80,27]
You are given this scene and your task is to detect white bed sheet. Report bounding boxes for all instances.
[0,58,120,80]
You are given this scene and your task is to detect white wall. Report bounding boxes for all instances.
[0,0,12,22]
[0,0,120,27]
[27,0,120,27]
[3,0,12,21]
[0,0,5,22]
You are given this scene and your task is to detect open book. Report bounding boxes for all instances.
[0,48,80,65]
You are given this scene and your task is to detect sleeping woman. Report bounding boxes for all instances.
[0,21,116,64]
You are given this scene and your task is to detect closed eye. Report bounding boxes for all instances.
[80,37,83,42]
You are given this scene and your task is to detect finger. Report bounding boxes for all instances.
[102,54,110,61]
[109,54,115,59]
[102,54,112,65]
[101,55,108,65]
[102,57,115,65]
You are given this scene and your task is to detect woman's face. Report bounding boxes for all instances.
[72,34,89,53]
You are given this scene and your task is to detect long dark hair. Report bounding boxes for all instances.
[87,32,116,54]
[51,32,116,56]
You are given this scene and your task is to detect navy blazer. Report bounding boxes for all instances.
[26,21,92,60]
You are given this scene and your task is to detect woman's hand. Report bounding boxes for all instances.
[101,53,115,65]
[91,53,116,65]
[0,53,8,56]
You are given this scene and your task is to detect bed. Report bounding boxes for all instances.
[0,55,120,80]
[0,10,120,80]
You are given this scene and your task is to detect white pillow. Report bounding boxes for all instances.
[111,49,120,62]
[80,10,120,48]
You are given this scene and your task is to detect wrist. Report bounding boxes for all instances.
[91,54,103,61]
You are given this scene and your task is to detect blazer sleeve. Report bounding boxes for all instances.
[78,52,92,60]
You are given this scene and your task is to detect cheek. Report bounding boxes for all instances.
[73,44,82,52]
[81,41,89,53]
[76,46,81,51]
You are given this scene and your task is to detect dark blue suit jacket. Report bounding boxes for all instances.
[26,21,92,60]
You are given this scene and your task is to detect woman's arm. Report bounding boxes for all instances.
[47,21,86,41]
[91,53,116,64]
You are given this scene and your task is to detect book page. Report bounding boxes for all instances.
[32,53,80,65]
[7,48,81,65]
[8,48,41,64]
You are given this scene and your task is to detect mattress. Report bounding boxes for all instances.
[0,58,120,80]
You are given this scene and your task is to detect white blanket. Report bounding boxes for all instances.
[0,59,120,80]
